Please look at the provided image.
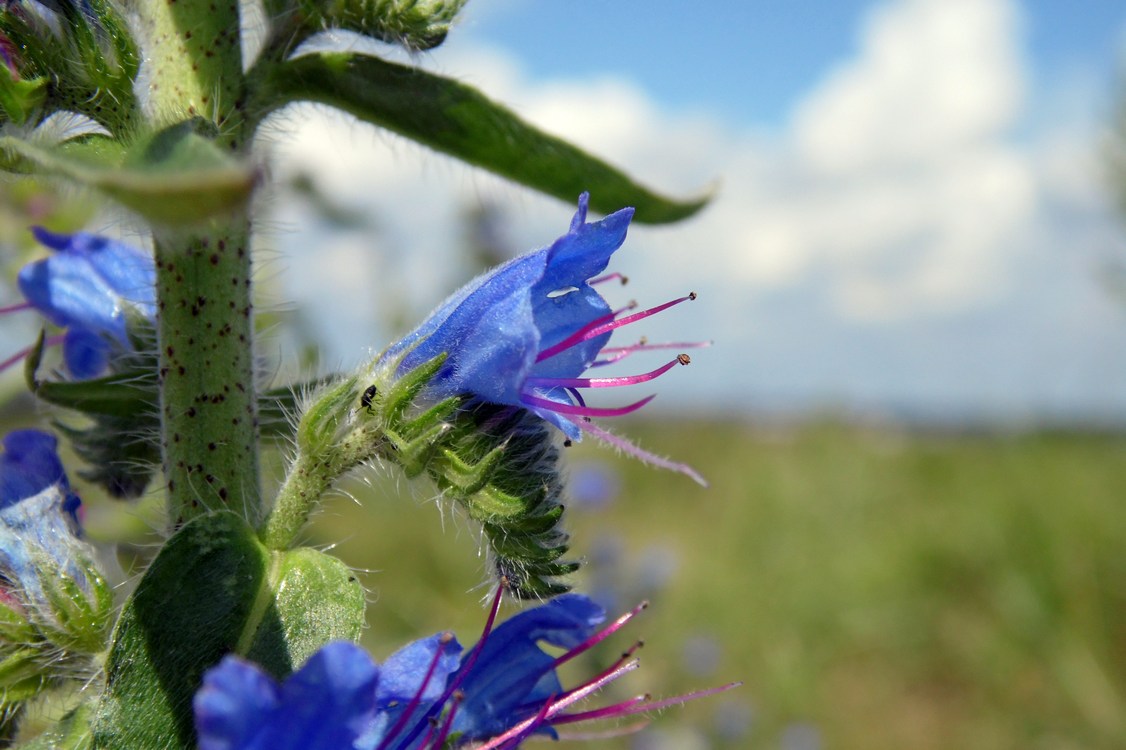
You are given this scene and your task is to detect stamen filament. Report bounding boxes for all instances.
[376,632,456,750]
[0,302,31,315]
[589,272,628,286]
[526,356,687,390]
[536,294,693,363]
[386,586,506,750]
[470,661,641,750]
[521,393,655,418]
[593,340,712,367]
[578,420,708,487]
[549,603,648,670]
[0,334,65,375]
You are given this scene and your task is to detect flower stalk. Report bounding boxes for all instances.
[155,224,261,527]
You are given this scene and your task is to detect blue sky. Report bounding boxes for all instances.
[458,0,1126,129]
[271,0,1126,425]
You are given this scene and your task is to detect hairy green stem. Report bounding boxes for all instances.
[131,0,246,146]
[135,0,260,525]
[155,225,260,526]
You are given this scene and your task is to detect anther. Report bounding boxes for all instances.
[689,291,697,300]
[677,353,691,365]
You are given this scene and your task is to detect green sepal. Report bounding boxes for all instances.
[0,74,47,125]
[0,648,51,704]
[93,512,364,749]
[32,553,113,655]
[0,122,257,225]
[0,597,37,644]
[294,374,358,454]
[252,52,709,224]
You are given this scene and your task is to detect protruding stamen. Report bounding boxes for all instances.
[536,294,696,364]
[526,355,688,390]
[377,631,457,750]
[589,272,628,286]
[550,601,648,671]
[386,585,506,750]
[521,393,655,418]
[0,301,31,315]
[592,339,710,367]
[579,420,708,487]
[471,661,642,750]
[565,682,743,722]
[0,334,65,375]
[425,690,463,750]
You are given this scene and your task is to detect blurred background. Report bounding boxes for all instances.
[4,0,1126,747]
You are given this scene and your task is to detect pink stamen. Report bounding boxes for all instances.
[550,694,653,725]
[578,420,708,487]
[425,690,463,750]
[589,272,628,286]
[376,632,457,750]
[526,356,688,390]
[563,682,744,722]
[550,602,648,671]
[0,302,32,315]
[382,586,506,750]
[593,340,712,367]
[492,693,554,750]
[0,334,65,375]
[536,294,694,364]
[471,661,641,750]
[521,392,655,418]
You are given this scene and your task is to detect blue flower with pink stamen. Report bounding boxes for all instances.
[379,193,706,484]
[194,590,738,750]
[1,226,155,379]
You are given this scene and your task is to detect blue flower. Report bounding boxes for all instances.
[377,193,705,484]
[0,429,88,607]
[15,227,155,378]
[194,592,725,750]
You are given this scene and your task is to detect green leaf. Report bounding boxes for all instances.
[243,547,366,678]
[0,123,257,225]
[93,513,268,749]
[290,0,467,50]
[253,52,710,224]
[93,513,364,749]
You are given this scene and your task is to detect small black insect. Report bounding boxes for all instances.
[360,384,377,413]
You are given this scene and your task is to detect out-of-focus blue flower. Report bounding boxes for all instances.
[377,194,705,484]
[196,592,726,750]
[15,227,155,378]
[0,429,88,607]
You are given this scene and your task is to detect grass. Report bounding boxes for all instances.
[308,419,1126,749]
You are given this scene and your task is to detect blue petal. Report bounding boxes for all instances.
[0,430,69,509]
[195,656,281,750]
[367,633,463,749]
[18,228,155,350]
[376,632,462,706]
[452,594,606,738]
[382,194,634,434]
[62,327,111,380]
[195,643,382,750]
[0,484,87,602]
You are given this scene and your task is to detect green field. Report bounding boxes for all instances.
[306,419,1126,749]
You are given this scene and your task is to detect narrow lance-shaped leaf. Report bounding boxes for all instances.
[0,123,257,225]
[250,51,710,224]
